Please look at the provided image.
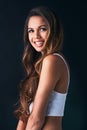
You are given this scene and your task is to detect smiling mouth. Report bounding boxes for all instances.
[34,41,44,47]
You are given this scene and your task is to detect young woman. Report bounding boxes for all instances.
[15,6,70,130]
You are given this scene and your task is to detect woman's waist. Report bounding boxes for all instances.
[42,116,62,130]
[45,116,62,124]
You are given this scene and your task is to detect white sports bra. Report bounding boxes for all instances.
[29,53,70,116]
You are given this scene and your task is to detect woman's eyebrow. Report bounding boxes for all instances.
[28,24,47,29]
[28,27,33,30]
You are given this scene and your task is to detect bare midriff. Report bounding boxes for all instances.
[42,116,62,130]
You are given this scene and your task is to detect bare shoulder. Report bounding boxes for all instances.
[42,53,67,69]
[42,53,69,84]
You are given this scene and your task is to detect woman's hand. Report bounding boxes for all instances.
[16,120,26,130]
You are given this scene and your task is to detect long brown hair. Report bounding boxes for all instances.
[15,6,64,121]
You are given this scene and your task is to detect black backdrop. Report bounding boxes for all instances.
[0,0,86,130]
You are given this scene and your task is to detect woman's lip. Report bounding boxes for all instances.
[34,41,44,47]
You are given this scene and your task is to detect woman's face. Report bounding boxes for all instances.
[28,16,49,54]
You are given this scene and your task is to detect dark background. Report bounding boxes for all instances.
[0,0,86,130]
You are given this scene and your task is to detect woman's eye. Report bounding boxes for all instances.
[40,28,47,32]
[28,29,34,33]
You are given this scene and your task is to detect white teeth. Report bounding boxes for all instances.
[35,42,43,46]
[36,42,42,44]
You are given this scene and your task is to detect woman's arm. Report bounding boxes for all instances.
[25,55,62,130]
[16,120,26,130]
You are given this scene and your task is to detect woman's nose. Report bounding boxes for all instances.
[34,30,41,38]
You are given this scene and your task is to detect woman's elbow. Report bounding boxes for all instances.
[26,114,45,130]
